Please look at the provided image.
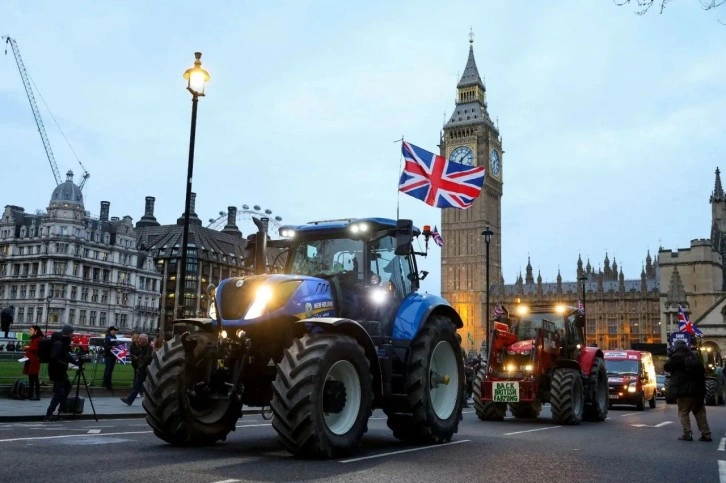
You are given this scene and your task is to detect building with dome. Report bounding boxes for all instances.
[0,171,162,335]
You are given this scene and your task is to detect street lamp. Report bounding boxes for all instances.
[178,52,210,325]
[481,226,494,350]
[578,274,587,344]
[44,294,52,334]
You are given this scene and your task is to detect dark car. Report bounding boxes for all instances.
[656,375,666,398]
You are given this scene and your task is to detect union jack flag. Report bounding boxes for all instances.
[431,225,444,247]
[398,141,485,209]
[111,345,129,364]
[677,305,703,336]
[493,304,505,319]
[578,300,585,315]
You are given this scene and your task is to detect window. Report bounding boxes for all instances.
[101,290,108,303]
[90,311,97,326]
[29,285,36,298]
[100,311,106,326]
[79,310,87,325]
[81,287,89,301]
[16,307,24,323]
[68,308,75,323]
[53,285,63,298]
[20,285,26,299]
[91,289,99,302]
[70,286,77,300]
[10,285,17,298]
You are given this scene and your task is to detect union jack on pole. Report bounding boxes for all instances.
[578,300,585,315]
[112,345,129,364]
[431,225,444,247]
[677,304,703,336]
[398,141,485,209]
[493,304,505,319]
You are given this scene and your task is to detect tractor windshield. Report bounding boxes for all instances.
[511,313,564,340]
[288,238,365,278]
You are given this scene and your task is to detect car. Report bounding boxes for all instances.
[656,374,666,398]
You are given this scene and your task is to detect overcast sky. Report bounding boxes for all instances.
[2,1,725,295]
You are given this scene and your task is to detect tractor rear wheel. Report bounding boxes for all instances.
[509,401,541,419]
[664,377,676,404]
[271,333,372,458]
[583,356,608,422]
[550,368,584,425]
[386,316,463,443]
[143,334,241,445]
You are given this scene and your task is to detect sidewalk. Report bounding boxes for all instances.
[0,390,262,422]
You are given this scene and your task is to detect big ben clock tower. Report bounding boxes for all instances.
[440,35,503,351]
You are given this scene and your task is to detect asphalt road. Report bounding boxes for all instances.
[0,400,724,482]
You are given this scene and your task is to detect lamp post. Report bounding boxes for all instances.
[177,52,210,326]
[44,295,52,334]
[482,226,494,350]
[578,274,587,344]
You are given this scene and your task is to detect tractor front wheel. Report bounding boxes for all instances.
[550,368,584,425]
[472,366,506,421]
[271,333,372,458]
[143,334,241,445]
[386,316,463,443]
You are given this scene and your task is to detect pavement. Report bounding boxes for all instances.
[0,388,262,422]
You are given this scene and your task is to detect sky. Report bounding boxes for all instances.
[2,0,725,295]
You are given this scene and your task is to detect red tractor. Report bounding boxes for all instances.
[473,303,608,425]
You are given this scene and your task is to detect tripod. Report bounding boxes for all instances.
[66,362,98,422]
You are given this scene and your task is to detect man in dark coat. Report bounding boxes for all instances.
[44,324,74,421]
[120,334,153,406]
[1,306,14,338]
[664,339,712,441]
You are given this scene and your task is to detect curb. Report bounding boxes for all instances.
[0,408,262,423]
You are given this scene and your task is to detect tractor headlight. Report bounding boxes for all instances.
[523,364,533,372]
[245,285,274,319]
[370,287,387,304]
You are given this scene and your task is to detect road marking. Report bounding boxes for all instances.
[719,460,726,483]
[234,423,271,428]
[211,480,241,483]
[0,430,151,443]
[504,426,562,436]
[719,438,725,451]
[87,429,101,434]
[338,439,470,463]
[630,422,673,428]
[619,412,642,417]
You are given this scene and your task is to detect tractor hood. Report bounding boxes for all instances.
[213,274,336,326]
[506,339,535,355]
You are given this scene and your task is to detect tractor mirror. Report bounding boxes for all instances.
[395,219,413,255]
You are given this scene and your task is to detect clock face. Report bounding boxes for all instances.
[489,149,501,176]
[449,146,475,166]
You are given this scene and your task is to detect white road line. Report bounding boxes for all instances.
[719,438,725,451]
[339,439,470,463]
[719,460,726,483]
[234,423,271,428]
[211,480,241,483]
[87,429,101,434]
[504,426,562,436]
[619,412,642,417]
[0,430,151,443]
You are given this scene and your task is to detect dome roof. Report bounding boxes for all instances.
[49,170,84,208]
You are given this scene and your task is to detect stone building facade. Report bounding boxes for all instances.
[0,171,162,335]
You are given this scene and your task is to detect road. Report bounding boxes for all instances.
[0,401,723,482]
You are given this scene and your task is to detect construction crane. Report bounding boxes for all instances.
[3,35,90,189]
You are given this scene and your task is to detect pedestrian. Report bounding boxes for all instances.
[1,306,13,338]
[44,324,74,421]
[664,339,712,442]
[120,334,152,406]
[102,326,120,390]
[129,333,141,385]
[23,325,43,400]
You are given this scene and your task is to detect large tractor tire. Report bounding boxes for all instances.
[386,316,464,443]
[705,379,718,406]
[271,333,372,459]
[143,334,241,445]
[583,356,608,422]
[471,366,506,421]
[509,401,542,419]
[550,368,584,425]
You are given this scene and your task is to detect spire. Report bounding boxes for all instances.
[712,167,724,202]
[457,32,485,90]
[586,258,592,274]
[556,269,563,295]
[576,253,584,278]
[619,269,625,292]
[525,256,534,284]
[445,33,493,129]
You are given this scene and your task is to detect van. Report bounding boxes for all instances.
[604,350,657,410]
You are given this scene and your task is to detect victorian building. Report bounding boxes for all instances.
[0,171,162,335]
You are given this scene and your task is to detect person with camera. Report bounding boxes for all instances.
[102,326,120,390]
[44,324,75,421]
[120,333,152,406]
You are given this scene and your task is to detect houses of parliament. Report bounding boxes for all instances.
[440,38,726,353]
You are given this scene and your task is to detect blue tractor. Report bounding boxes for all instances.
[143,218,465,458]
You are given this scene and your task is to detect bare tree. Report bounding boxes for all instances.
[614,0,726,15]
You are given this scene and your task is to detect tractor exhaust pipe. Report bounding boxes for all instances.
[252,217,268,274]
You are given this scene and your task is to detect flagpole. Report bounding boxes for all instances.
[394,136,404,221]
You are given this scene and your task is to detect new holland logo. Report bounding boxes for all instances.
[305,302,313,318]
[235,279,244,288]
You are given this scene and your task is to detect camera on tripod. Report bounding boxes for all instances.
[71,353,92,369]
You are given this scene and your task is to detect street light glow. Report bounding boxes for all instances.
[184,52,210,97]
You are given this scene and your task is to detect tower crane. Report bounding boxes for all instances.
[3,35,90,189]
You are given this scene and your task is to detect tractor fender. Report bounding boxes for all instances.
[554,359,582,372]
[170,318,215,333]
[578,348,604,375]
[392,293,463,341]
[295,317,383,398]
